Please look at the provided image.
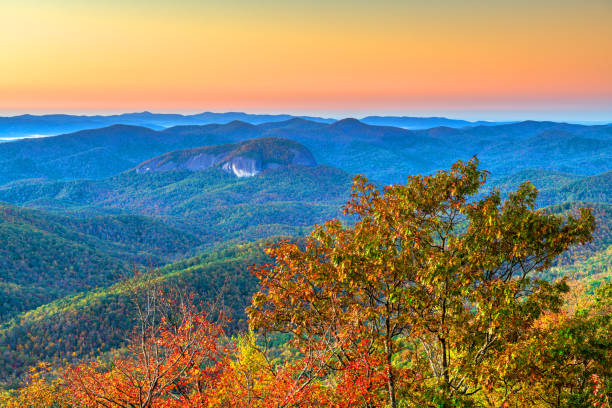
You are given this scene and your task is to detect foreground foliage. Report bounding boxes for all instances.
[248,158,598,407]
[1,159,609,407]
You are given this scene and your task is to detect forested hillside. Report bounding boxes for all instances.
[0,139,353,374]
[0,204,202,320]
[0,120,610,399]
[0,165,351,239]
[0,240,269,385]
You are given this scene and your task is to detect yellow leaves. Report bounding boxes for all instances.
[496,229,502,240]
[1,362,70,408]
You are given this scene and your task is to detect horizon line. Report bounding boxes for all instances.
[0,109,610,124]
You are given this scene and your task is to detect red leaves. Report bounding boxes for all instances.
[64,295,229,408]
[591,374,611,408]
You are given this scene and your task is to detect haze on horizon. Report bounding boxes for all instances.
[1,0,611,121]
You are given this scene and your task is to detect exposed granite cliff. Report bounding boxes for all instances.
[135,137,316,177]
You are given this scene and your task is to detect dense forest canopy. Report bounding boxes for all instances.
[0,118,610,406]
[1,158,609,408]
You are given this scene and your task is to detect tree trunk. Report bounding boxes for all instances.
[385,317,397,408]
[441,336,449,389]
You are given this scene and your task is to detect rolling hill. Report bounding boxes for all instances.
[1,199,610,386]
[0,204,202,322]
[0,138,351,235]
[486,169,612,206]
[0,139,352,334]
[0,240,271,385]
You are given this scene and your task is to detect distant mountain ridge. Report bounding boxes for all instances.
[360,116,506,129]
[0,112,514,140]
[0,118,610,185]
[0,112,335,140]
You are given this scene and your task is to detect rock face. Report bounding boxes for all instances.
[135,138,316,177]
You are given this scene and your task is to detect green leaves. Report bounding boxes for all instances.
[249,158,598,407]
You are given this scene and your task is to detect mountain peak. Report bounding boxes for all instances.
[225,120,253,127]
[330,118,368,131]
[135,137,316,177]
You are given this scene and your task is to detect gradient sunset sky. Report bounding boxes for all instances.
[1,0,611,120]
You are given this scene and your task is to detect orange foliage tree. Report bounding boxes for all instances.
[248,158,595,407]
[64,285,228,408]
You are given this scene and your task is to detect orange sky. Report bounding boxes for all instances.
[0,0,610,119]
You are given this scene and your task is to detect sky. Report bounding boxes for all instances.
[0,0,611,121]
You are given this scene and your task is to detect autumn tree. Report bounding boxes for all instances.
[248,158,595,407]
[64,279,228,408]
